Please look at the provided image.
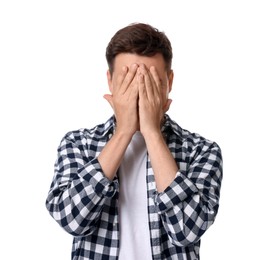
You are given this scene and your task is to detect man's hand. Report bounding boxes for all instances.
[138,64,172,137]
[104,64,139,137]
[137,64,177,192]
[99,64,140,180]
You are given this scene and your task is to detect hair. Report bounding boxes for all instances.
[106,22,173,74]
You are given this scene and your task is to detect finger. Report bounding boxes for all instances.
[129,72,139,100]
[103,94,114,109]
[120,63,138,94]
[163,98,172,113]
[139,64,154,100]
[149,66,162,97]
[138,73,146,99]
[113,66,128,94]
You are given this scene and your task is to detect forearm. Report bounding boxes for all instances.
[46,181,104,236]
[98,130,133,180]
[46,158,119,236]
[154,172,219,247]
[157,192,217,247]
[144,131,178,192]
[154,142,223,246]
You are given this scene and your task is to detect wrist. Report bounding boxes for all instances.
[142,129,164,144]
[114,127,135,141]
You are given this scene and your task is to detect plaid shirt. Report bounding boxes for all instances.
[46,114,223,260]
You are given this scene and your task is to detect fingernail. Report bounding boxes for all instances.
[132,63,138,69]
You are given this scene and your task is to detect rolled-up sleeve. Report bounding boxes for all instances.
[154,142,223,247]
[45,133,118,237]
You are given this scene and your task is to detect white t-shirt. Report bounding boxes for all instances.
[118,131,152,260]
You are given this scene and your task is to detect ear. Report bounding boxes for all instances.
[106,69,113,93]
[168,70,174,93]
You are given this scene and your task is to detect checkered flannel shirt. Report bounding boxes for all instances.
[46,114,223,260]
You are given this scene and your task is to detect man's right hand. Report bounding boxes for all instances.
[104,63,139,137]
[100,64,139,180]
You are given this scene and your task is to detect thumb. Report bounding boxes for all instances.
[163,99,172,113]
[103,94,114,109]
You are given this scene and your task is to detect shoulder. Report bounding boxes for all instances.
[165,114,222,156]
[60,116,115,146]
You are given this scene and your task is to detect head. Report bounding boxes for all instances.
[105,23,174,103]
[106,22,173,75]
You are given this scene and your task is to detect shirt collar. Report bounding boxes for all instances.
[161,114,184,138]
[101,114,183,139]
[101,115,116,137]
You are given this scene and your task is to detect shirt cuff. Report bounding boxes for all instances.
[154,171,198,214]
[78,158,118,198]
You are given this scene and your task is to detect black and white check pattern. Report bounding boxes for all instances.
[46,114,223,260]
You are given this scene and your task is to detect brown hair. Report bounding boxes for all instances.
[106,23,173,74]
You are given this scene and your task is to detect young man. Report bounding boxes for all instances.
[46,23,223,260]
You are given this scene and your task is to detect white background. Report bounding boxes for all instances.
[1,1,277,259]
